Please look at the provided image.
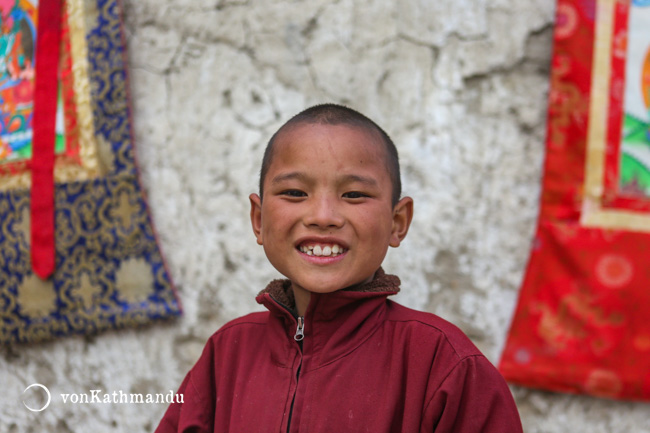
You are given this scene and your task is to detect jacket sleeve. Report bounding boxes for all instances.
[422,355,523,433]
[155,341,217,433]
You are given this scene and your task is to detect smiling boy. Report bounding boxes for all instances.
[156,104,523,432]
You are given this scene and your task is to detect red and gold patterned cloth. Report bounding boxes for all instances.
[499,0,650,401]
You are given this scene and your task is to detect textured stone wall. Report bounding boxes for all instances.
[3,0,650,432]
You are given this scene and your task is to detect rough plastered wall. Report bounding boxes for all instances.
[3,0,650,432]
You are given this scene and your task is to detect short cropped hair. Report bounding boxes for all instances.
[259,104,402,206]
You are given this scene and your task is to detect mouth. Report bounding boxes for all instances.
[296,241,348,258]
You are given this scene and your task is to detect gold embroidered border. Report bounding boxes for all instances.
[67,0,101,177]
[580,0,650,233]
[0,0,102,191]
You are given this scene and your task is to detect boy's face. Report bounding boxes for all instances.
[250,122,413,300]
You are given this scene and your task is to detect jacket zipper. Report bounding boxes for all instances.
[294,316,305,341]
[287,316,304,433]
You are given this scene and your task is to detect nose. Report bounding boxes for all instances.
[303,194,344,229]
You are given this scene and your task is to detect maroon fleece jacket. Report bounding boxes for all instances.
[156,269,523,432]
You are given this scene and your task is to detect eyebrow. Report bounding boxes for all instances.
[338,174,378,187]
[270,172,310,185]
[270,172,378,187]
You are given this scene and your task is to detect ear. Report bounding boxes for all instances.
[389,196,414,248]
[249,193,264,245]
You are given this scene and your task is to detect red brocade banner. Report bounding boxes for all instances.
[499,0,650,400]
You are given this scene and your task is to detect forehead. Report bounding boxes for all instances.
[269,122,389,173]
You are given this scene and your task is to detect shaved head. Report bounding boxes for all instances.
[259,104,402,206]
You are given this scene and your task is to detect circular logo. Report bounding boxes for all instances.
[23,383,51,412]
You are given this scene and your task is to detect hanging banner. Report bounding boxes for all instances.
[0,0,181,344]
[499,0,650,400]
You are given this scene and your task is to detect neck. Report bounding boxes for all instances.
[291,283,311,316]
[290,273,379,317]
[258,268,401,318]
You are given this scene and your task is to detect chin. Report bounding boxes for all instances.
[304,282,343,294]
[295,276,348,294]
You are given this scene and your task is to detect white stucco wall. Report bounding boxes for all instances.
[3,0,650,431]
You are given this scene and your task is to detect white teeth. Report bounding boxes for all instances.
[299,243,345,257]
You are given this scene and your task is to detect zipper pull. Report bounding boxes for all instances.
[294,316,305,341]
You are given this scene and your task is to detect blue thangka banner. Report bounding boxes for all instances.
[0,0,181,344]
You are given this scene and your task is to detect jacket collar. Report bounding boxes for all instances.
[255,268,401,369]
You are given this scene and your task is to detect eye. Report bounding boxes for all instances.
[342,191,369,199]
[280,189,307,198]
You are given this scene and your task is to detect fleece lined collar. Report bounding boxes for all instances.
[255,268,401,368]
[256,267,401,313]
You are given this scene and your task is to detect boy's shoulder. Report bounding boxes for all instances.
[195,312,272,361]
[212,311,269,336]
[384,300,483,360]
